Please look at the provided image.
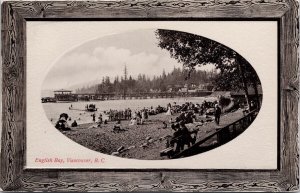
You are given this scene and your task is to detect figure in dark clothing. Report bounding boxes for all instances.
[180,122,193,148]
[92,113,96,122]
[55,113,70,131]
[59,113,68,120]
[214,104,222,125]
[249,100,257,111]
[71,120,78,127]
[170,125,184,153]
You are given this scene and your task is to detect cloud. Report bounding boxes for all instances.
[43,46,181,90]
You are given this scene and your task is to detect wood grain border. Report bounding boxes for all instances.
[1,0,299,191]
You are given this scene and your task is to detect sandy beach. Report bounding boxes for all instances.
[60,109,244,160]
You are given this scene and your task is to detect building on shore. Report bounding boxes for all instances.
[54,89,78,102]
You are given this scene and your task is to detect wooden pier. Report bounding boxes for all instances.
[43,90,213,103]
[74,91,213,101]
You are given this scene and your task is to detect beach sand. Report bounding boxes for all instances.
[61,110,244,160]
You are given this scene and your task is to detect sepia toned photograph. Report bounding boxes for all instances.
[41,28,262,160]
[1,0,298,191]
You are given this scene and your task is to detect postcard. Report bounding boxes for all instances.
[26,21,278,169]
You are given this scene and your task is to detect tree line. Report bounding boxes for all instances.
[75,67,217,94]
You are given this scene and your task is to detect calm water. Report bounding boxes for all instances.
[43,97,216,125]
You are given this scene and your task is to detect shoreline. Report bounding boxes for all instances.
[45,96,219,126]
[42,94,215,103]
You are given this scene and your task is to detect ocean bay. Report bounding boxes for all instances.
[43,97,216,125]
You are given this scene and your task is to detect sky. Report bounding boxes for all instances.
[42,29,215,90]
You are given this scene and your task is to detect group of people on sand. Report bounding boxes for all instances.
[54,112,84,131]
[54,99,223,133]
[91,113,108,127]
[163,100,216,117]
[164,100,223,154]
[107,108,132,121]
[168,122,198,153]
[55,113,75,131]
[165,101,222,124]
[129,108,149,125]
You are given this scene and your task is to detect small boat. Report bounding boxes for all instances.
[85,104,97,112]
[41,97,57,103]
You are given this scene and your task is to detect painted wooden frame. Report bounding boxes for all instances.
[0,0,299,191]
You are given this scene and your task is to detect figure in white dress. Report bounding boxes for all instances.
[165,103,172,115]
[129,112,137,126]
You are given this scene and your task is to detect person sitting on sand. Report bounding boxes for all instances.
[71,120,78,127]
[180,104,188,112]
[55,113,71,131]
[184,112,193,124]
[129,117,137,126]
[149,106,155,115]
[170,124,184,153]
[113,120,127,132]
[179,121,193,148]
[175,112,185,123]
[113,121,121,131]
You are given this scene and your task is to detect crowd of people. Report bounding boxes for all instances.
[55,99,222,130]
[167,121,199,153]
[163,100,222,154]
[54,99,226,155]
[107,108,132,121]
[164,100,218,116]
[129,108,149,125]
[53,97,261,159]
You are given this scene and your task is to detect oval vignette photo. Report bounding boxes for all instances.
[41,29,263,160]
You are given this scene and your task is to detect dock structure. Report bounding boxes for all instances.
[74,91,213,101]
[43,90,213,102]
[53,89,78,102]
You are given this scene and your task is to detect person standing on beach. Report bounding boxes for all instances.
[165,103,172,115]
[97,114,103,127]
[141,110,146,125]
[214,104,221,125]
[249,100,257,111]
[92,113,96,122]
